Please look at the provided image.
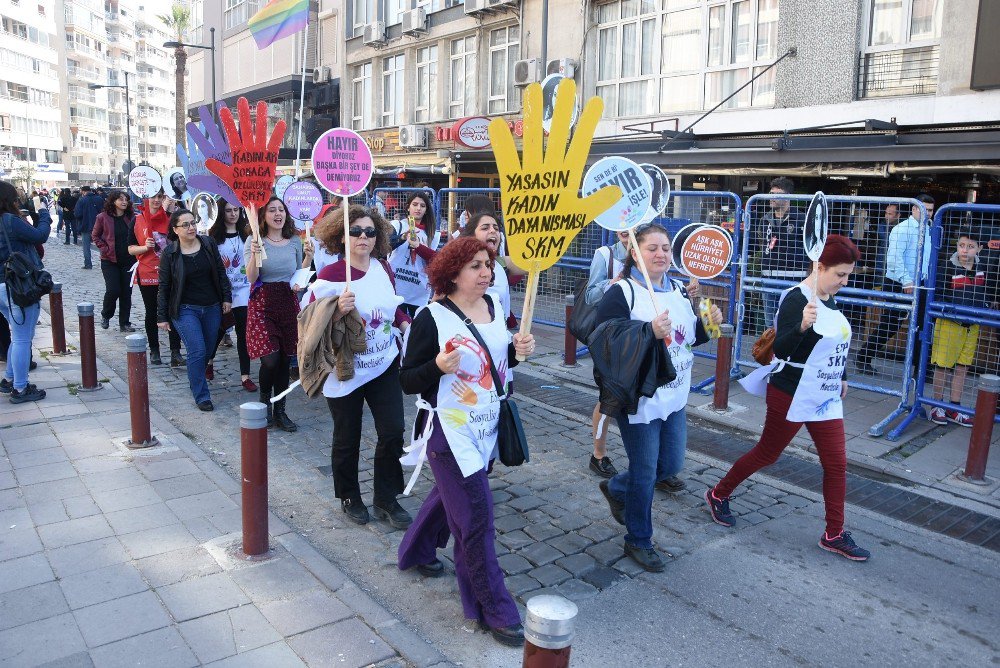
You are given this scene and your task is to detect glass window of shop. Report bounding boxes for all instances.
[859,0,942,99]
[381,53,405,127]
[488,26,520,114]
[352,62,373,131]
[415,45,439,123]
[449,35,477,119]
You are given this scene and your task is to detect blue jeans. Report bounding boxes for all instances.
[171,303,221,404]
[0,288,40,391]
[608,408,688,549]
[81,232,93,268]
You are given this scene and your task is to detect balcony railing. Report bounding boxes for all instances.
[857,45,939,99]
[67,65,102,82]
[66,41,104,61]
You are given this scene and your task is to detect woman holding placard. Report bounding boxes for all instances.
[304,204,412,529]
[594,222,723,573]
[705,235,871,561]
[245,196,314,431]
[387,192,439,316]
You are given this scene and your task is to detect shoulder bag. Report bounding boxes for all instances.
[568,245,616,345]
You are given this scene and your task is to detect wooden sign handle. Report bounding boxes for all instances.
[247,205,264,268]
[342,197,352,293]
[628,228,671,345]
[812,261,819,304]
[516,265,541,361]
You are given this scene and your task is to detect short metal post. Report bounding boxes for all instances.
[241,402,269,556]
[49,283,66,354]
[960,374,999,485]
[77,303,102,391]
[562,294,577,367]
[523,595,577,668]
[125,334,156,449]
[713,323,734,410]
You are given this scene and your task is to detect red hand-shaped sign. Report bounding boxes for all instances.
[206,97,287,208]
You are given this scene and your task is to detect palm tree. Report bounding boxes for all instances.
[158,3,191,151]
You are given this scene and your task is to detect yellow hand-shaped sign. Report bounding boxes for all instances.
[489,79,621,272]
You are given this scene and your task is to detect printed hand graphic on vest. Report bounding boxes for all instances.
[450,380,478,407]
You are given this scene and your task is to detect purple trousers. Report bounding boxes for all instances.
[398,427,520,629]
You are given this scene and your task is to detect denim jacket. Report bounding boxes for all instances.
[0,210,51,270]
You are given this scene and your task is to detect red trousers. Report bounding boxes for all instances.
[715,384,846,535]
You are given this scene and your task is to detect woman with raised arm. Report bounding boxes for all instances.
[387,191,439,316]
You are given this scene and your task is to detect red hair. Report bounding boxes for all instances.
[427,237,495,296]
[819,234,860,266]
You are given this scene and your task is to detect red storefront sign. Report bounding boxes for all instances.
[436,116,524,145]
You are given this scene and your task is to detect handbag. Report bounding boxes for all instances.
[752,327,776,365]
[441,298,529,467]
[568,246,615,345]
[1,216,52,323]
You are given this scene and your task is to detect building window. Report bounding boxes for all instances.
[381,54,405,127]
[225,0,261,30]
[488,26,520,114]
[353,0,373,36]
[385,0,405,26]
[449,35,477,119]
[858,0,941,99]
[188,0,204,44]
[352,62,372,130]
[595,0,661,117]
[415,45,438,123]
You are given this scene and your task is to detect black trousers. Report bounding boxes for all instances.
[138,284,181,354]
[64,217,78,243]
[100,260,133,327]
[211,305,251,375]
[325,360,405,505]
[858,280,926,371]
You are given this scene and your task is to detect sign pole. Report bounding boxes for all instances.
[343,197,351,293]
[516,264,541,361]
[627,228,671,345]
[294,24,309,179]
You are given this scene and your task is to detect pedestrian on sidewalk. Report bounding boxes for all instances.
[302,205,411,528]
[129,189,184,366]
[73,185,103,270]
[397,237,534,647]
[156,209,232,411]
[0,180,49,403]
[592,222,722,573]
[707,234,871,561]
[58,188,80,245]
[244,196,312,431]
[92,191,137,333]
[207,197,255,391]
[387,192,439,318]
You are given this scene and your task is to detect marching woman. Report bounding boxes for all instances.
[705,234,871,561]
[387,192,439,316]
[129,189,184,366]
[594,223,722,573]
[207,198,255,391]
[397,237,535,647]
[457,211,526,322]
[92,190,136,332]
[156,209,232,411]
[244,196,313,431]
[304,205,412,528]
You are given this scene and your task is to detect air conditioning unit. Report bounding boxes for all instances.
[546,58,577,79]
[312,66,331,84]
[398,124,428,149]
[464,0,488,15]
[513,58,542,87]
[401,8,426,35]
[363,21,387,46]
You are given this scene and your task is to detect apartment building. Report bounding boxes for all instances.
[0,0,66,188]
[134,3,176,175]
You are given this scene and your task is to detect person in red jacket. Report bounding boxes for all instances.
[128,189,183,366]
[92,191,136,332]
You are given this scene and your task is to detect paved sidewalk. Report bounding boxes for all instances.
[0,325,449,667]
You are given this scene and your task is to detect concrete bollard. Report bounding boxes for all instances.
[76,303,102,391]
[563,294,577,367]
[49,283,67,355]
[523,595,577,668]
[240,402,269,557]
[713,323,735,411]
[960,374,999,485]
[125,335,157,449]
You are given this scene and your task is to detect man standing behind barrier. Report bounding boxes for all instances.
[856,194,933,375]
[758,177,808,327]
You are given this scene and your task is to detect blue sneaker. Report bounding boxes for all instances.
[819,531,870,561]
[705,489,735,527]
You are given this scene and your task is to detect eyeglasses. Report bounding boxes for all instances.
[349,226,377,238]
[174,221,196,229]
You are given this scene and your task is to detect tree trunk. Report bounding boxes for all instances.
[175,46,188,151]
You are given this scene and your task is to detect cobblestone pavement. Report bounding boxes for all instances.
[29,237,1000,666]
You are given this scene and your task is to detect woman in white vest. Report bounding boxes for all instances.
[457,211,525,322]
[302,205,413,529]
[706,234,871,561]
[595,223,722,573]
[397,237,534,647]
[387,191,439,317]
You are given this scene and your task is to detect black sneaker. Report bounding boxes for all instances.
[170,351,186,367]
[120,324,136,333]
[149,351,163,365]
[479,621,525,648]
[372,499,413,529]
[415,559,445,577]
[819,531,870,561]
[655,475,687,493]
[624,542,665,572]
[28,360,37,371]
[341,498,369,525]
[0,378,12,395]
[197,400,214,412]
[10,384,46,404]
[705,488,735,527]
[589,455,618,478]
[599,480,625,525]
[100,318,110,329]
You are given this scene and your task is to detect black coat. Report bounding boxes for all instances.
[590,318,676,417]
[156,235,232,323]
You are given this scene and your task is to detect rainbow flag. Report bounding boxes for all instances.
[248,0,309,49]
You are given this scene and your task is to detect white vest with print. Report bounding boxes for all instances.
[387,220,440,307]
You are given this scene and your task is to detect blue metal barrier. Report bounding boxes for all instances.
[435,188,502,240]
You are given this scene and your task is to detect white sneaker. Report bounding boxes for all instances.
[928,407,948,425]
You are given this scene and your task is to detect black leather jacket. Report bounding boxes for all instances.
[590,318,676,417]
[156,235,232,323]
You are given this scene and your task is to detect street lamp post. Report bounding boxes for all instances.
[89,72,132,182]
[164,30,217,126]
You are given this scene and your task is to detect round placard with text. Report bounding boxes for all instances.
[582,157,652,231]
[128,166,162,199]
[311,128,373,197]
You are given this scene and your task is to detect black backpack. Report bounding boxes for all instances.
[1,217,52,322]
[569,246,626,346]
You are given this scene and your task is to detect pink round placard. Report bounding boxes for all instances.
[311,128,373,197]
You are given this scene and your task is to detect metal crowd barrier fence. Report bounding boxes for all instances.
[436,188,503,238]
[888,203,1000,440]
[732,194,929,437]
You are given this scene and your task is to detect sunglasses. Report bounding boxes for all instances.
[174,221,196,229]
[349,226,377,238]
